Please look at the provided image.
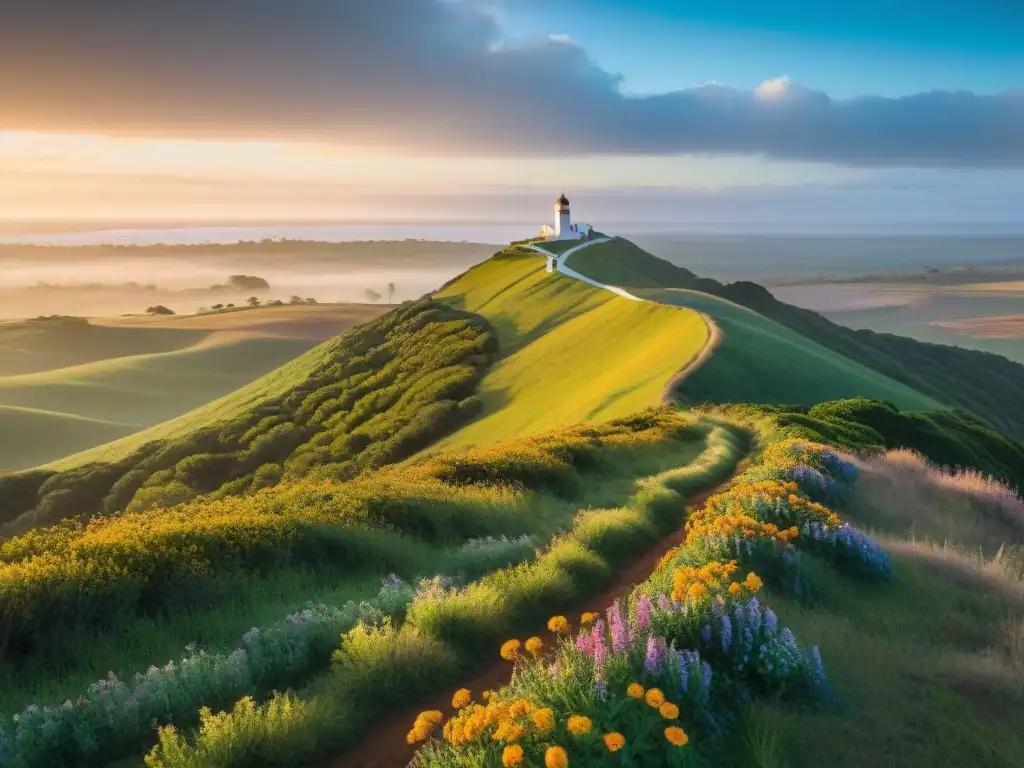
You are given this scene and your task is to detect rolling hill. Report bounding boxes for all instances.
[0,305,387,470]
[431,247,710,449]
[566,237,1024,436]
[2,236,1024,768]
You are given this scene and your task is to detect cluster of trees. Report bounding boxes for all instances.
[0,301,498,537]
[364,283,397,303]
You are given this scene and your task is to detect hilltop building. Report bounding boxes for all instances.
[540,194,592,241]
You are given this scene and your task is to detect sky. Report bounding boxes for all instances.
[1,0,1022,228]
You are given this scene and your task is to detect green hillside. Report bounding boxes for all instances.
[0,301,496,537]
[565,239,939,410]
[432,247,710,449]
[0,405,130,469]
[567,237,1024,437]
[0,316,206,377]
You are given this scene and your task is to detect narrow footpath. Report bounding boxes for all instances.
[524,238,647,302]
[326,465,743,768]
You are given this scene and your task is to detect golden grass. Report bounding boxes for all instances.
[433,249,709,450]
[847,448,1024,557]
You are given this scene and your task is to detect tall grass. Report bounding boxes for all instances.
[138,419,748,768]
[849,448,1024,557]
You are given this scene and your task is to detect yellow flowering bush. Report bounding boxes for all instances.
[502,744,524,766]
[566,715,592,735]
[525,636,544,656]
[545,745,569,768]
[603,732,626,752]
[451,688,472,709]
[500,639,521,661]
[547,615,570,634]
[664,726,689,747]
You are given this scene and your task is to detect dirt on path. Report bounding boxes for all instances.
[325,471,740,768]
[661,312,723,404]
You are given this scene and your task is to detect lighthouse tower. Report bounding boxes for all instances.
[554,193,571,239]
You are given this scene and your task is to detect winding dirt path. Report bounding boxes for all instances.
[324,468,741,768]
[661,312,724,404]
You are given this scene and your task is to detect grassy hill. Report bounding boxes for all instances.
[0,300,496,537]
[432,247,710,449]
[567,237,1024,436]
[0,306,386,470]
[565,239,939,410]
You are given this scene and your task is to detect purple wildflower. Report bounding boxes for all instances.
[644,635,665,673]
[720,614,733,653]
[636,595,652,630]
[764,607,778,633]
[574,631,594,656]
[658,592,672,612]
[609,600,630,653]
[593,623,608,674]
[700,623,711,645]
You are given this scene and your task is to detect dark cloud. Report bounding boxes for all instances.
[1,0,1022,166]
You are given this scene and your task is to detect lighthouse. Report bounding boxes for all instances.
[555,193,571,238]
[539,193,592,241]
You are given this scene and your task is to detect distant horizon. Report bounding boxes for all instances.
[3,218,1024,247]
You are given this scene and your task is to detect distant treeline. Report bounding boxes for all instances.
[0,300,497,538]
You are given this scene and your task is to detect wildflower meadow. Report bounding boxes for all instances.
[407,439,891,767]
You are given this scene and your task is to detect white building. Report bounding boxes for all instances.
[541,194,592,241]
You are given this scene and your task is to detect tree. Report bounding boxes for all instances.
[226,303,235,308]
[145,305,175,315]
[247,296,261,307]
[211,303,224,310]
[387,282,396,303]
[364,288,383,302]
[228,275,270,292]
[289,295,304,305]
[305,297,318,305]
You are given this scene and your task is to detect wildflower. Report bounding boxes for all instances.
[502,744,525,766]
[500,639,521,661]
[636,594,652,630]
[581,611,600,626]
[548,615,570,634]
[687,582,709,599]
[603,732,626,752]
[626,682,644,699]
[744,572,764,592]
[592,623,608,673]
[451,688,472,709]
[533,708,555,734]
[482,690,494,701]
[658,592,672,612]
[525,636,544,656]
[644,635,664,673]
[645,687,666,708]
[665,726,689,747]
[608,599,630,653]
[567,715,592,735]
[720,614,733,652]
[545,746,569,768]
[728,582,743,596]
[574,630,594,656]
[659,701,680,720]
[405,729,418,744]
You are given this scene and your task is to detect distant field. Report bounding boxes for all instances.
[773,281,1024,364]
[566,239,940,410]
[432,248,709,450]
[0,305,387,470]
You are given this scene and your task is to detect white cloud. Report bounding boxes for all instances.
[755,75,792,100]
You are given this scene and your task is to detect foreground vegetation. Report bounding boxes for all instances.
[0,300,496,536]
[0,411,744,767]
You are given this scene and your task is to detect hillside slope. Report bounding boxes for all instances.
[0,306,388,470]
[565,239,939,411]
[566,237,1024,436]
[432,247,710,449]
[0,301,496,536]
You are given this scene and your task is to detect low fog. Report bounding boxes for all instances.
[0,240,494,320]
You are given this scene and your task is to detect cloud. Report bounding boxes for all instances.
[1,0,1022,166]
